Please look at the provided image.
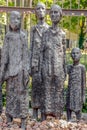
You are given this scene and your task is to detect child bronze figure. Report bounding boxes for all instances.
[66,48,86,121]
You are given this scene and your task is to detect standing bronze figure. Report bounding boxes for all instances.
[40,4,66,120]
[0,11,29,130]
[66,48,86,121]
[29,2,49,120]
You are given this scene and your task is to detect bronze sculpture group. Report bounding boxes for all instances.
[0,2,86,130]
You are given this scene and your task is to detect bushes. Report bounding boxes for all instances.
[82,102,87,113]
[82,89,87,113]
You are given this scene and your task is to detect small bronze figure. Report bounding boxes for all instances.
[66,48,86,121]
[0,11,29,130]
[29,2,49,120]
[40,4,66,120]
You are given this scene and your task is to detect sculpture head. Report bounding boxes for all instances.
[50,4,62,24]
[71,48,81,62]
[35,2,46,20]
[9,11,21,31]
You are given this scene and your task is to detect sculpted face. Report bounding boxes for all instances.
[10,11,21,31]
[71,48,81,62]
[50,4,62,24]
[35,2,46,19]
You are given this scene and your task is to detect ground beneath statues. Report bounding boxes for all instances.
[0,108,87,130]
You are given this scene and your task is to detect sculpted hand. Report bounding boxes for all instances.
[23,70,29,87]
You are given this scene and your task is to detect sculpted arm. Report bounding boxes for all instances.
[22,32,30,86]
[62,31,67,80]
[29,27,34,76]
[40,32,46,79]
[82,66,86,104]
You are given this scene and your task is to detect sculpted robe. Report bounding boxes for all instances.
[66,64,86,112]
[0,31,29,118]
[40,27,66,117]
[30,23,49,109]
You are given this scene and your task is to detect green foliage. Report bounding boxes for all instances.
[0,0,6,5]
[82,103,87,113]
[78,17,86,49]
[0,0,6,27]
[0,13,6,25]
[57,0,87,49]
[2,82,6,107]
[80,0,87,9]
[70,16,79,33]
[0,0,87,41]
[61,16,79,33]
[30,14,37,26]
[82,88,87,113]
[8,1,15,7]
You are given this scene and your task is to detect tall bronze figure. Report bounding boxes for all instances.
[29,2,49,120]
[66,48,86,121]
[0,11,29,130]
[40,4,66,120]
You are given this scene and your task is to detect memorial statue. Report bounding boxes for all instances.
[0,11,29,130]
[66,47,86,121]
[40,4,66,121]
[29,2,49,120]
